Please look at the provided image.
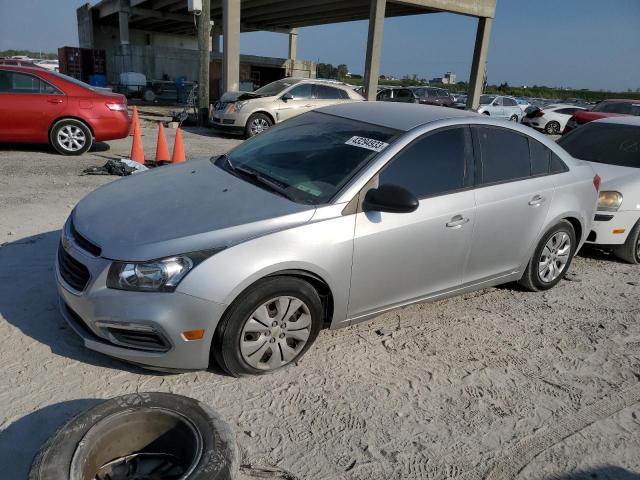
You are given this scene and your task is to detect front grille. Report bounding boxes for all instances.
[58,244,91,291]
[70,221,101,256]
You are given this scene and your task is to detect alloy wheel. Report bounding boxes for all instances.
[538,232,571,283]
[546,121,560,134]
[250,118,270,135]
[240,296,311,370]
[57,125,86,152]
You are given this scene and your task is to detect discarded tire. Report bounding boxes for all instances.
[29,392,239,480]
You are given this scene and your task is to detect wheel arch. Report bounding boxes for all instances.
[49,116,95,139]
[563,216,583,246]
[249,110,275,125]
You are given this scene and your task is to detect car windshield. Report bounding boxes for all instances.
[49,71,96,91]
[480,95,496,105]
[558,123,640,168]
[591,101,640,115]
[215,111,401,204]
[253,78,301,97]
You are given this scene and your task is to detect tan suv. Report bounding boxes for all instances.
[211,78,363,138]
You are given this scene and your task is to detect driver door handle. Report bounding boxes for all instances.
[446,215,470,229]
[528,195,546,207]
[47,98,63,104]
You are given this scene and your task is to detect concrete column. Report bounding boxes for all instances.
[288,28,298,60]
[222,0,241,92]
[212,25,222,54]
[118,0,130,48]
[363,0,386,101]
[466,16,493,110]
[197,0,211,126]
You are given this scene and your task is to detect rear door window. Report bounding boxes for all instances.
[379,127,472,198]
[315,85,344,100]
[503,98,518,107]
[476,126,531,184]
[558,123,640,168]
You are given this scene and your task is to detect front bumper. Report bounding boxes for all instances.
[521,117,544,129]
[210,110,250,133]
[55,222,227,370]
[586,210,640,246]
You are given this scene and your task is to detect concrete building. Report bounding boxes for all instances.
[430,71,456,85]
[77,0,496,109]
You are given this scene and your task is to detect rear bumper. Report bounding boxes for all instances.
[585,210,639,246]
[91,112,131,142]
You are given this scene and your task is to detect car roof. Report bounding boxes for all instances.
[598,98,640,103]
[317,102,479,131]
[0,64,46,73]
[592,116,640,126]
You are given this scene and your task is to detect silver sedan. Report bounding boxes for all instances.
[57,103,599,376]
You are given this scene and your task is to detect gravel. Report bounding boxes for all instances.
[1,129,639,479]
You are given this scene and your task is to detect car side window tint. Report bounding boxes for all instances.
[378,89,391,100]
[3,72,41,93]
[503,98,517,107]
[40,80,61,94]
[379,127,471,198]
[493,97,503,106]
[0,71,11,92]
[287,84,313,100]
[556,107,577,115]
[315,85,342,100]
[551,153,569,173]
[397,89,411,98]
[529,138,551,176]
[477,127,530,184]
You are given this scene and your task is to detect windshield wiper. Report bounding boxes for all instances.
[235,167,297,202]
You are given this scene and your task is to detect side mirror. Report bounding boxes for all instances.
[281,92,293,102]
[362,184,419,214]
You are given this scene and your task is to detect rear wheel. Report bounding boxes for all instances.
[50,119,93,156]
[244,113,273,138]
[545,121,561,135]
[212,277,323,377]
[519,220,576,291]
[509,114,520,122]
[614,220,640,264]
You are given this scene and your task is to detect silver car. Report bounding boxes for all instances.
[477,95,523,122]
[57,103,598,376]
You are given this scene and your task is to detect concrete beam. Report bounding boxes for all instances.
[466,16,492,110]
[240,23,295,34]
[363,0,386,101]
[288,28,297,60]
[222,0,240,92]
[394,0,496,18]
[130,7,194,23]
[98,0,120,18]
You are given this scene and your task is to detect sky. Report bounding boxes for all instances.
[1,0,639,91]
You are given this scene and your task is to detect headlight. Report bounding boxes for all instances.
[597,191,623,212]
[235,100,249,112]
[106,249,222,292]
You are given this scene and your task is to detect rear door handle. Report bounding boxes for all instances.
[47,98,63,104]
[446,215,470,229]
[528,195,546,207]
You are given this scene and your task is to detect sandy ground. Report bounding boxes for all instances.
[1,127,639,480]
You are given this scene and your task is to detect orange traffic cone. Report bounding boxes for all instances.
[171,128,186,163]
[130,126,145,164]
[130,106,140,136]
[155,122,170,164]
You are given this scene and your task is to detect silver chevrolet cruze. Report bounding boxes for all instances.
[57,103,599,376]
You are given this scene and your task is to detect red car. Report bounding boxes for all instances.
[0,65,130,155]
[563,99,640,134]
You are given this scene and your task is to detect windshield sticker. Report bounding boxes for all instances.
[345,136,389,152]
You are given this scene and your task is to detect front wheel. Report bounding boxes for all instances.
[50,119,93,155]
[519,220,576,291]
[614,220,640,264]
[212,277,323,376]
[244,113,273,138]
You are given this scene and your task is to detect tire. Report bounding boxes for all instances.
[49,119,93,156]
[29,392,239,480]
[519,220,577,291]
[212,276,323,377]
[545,121,561,135]
[483,111,490,115]
[244,113,273,138]
[614,220,640,264]
[510,114,519,122]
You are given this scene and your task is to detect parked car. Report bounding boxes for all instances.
[563,99,640,134]
[476,95,523,122]
[376,87,417,103]
[516,97,531,112]
[408,87,454,107]
[0,57,41,68]
[522,104,587,135]
[34,59,60,72]
[558,117,640,263]
[58,102,598,375]
[0,65,130,155]
[211,77,362,138]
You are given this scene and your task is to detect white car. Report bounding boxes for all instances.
[34,59,59,72]
[523,104,586,135]
[476,95,522,122]
[558,116,640,263]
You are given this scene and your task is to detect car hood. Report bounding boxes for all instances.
[219,91,275,103]
[583,162,640,202]
[573,110,627,123]
[72,159,316,261]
